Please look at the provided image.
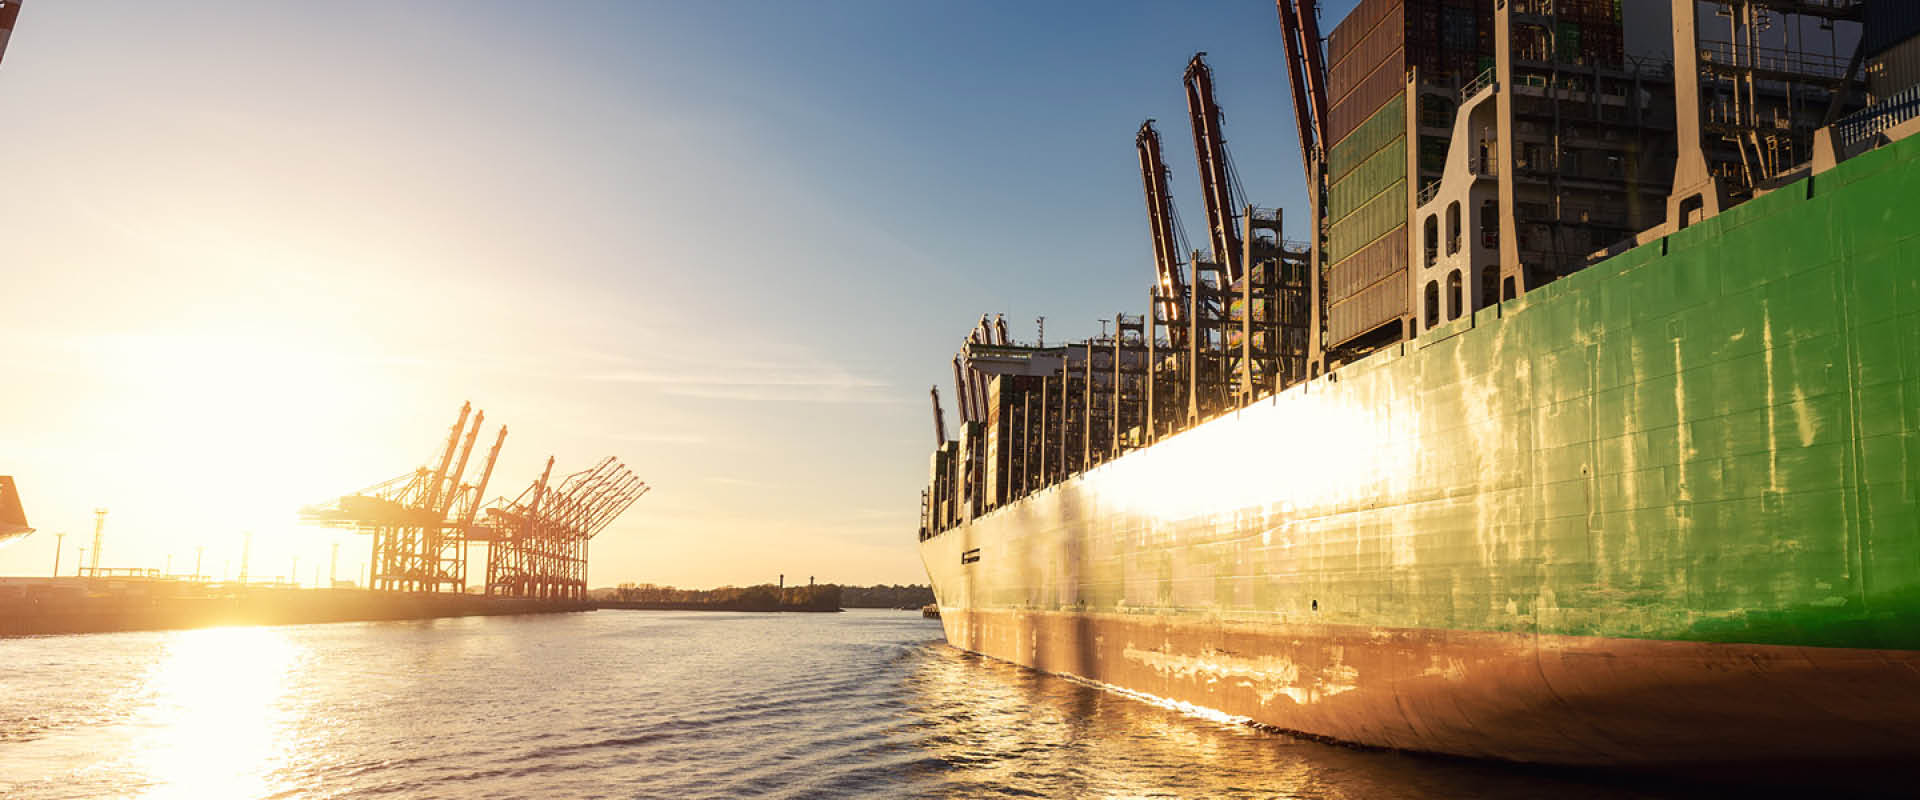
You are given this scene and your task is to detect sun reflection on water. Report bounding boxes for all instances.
[129,627,306,799]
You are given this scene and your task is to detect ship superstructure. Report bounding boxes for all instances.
[919,0,1920,770]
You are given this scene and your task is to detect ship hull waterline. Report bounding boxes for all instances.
[932,607,1919,769]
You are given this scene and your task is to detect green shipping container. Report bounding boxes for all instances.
[1328,182,1407,265]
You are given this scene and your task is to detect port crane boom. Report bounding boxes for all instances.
[1274,0,1330,184]
[1137,120,1189,346]
[930,386,949,445]
[0,1,21,69]
[1184,52,1243,283]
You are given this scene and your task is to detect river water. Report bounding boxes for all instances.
[0,610,1812,799]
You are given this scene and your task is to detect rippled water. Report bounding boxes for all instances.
[0,610,1798,798]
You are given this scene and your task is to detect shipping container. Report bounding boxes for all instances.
[1326,269,1408,346]
[1419,134,1451,174]
[1327,228,1407,304]
[1330,138,1408,223]
[1329,0,1404,67]
[1440,6,1478,53]
[1329,15,1406,104]
[1330,61,1408,145]
[1869,36,1920,102]
[1330,94,1409,180]
[1328,181,1408,265]
[1864,0,1920,60]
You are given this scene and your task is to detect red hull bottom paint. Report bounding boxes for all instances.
[940,608,1920,768]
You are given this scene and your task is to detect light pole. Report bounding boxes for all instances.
[76,547,87,577]
[51,532,65,577]
[89,509,107,575]
[193,546,205,582]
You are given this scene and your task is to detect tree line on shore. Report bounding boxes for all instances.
[837,584,934,608]
[595,583,933,612]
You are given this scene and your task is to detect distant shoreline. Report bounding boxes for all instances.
[592,583,935,614]
[593,601,841,613]
[0,581,587,637]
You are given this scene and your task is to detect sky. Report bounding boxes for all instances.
[0,0,1356,588]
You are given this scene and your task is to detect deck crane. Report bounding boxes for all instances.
[1137,120,1189,347]
[1183,53,1244,284]
[1274,1,1330,185]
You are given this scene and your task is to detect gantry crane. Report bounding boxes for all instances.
[1274,0,1330,184]
[303,402,506,592]
[1184,53,1245,284]
[478,456,648,601]
[1274,1,1331,371]
[1136,120,1189,348]
[929,385,949,446]
[0,1,22,70]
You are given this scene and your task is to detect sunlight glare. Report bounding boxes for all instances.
[131,627,307,799]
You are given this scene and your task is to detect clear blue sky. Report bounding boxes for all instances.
[0,0,1360,587]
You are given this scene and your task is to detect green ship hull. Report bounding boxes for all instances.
[921,131,1920,768]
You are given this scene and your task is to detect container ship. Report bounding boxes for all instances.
[918,0,1920,771]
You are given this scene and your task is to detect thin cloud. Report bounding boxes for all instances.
[611,431,710,445]
[658,385,902,404]
[582,354,898,404]
[705,476,771,487]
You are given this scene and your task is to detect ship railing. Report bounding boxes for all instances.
[1833,84,1920,150]
[1419,179,1443,205]
[1460,67,1495,102]
[1623,54,1675,79]
[1697,42,1852,81]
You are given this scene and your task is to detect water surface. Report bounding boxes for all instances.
[0,610,1803,798]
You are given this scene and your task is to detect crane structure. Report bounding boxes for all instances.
[0,1,22,70]
[305,403,647,597]
[1274,0,1332,373]
[303,403,506,592]
[929,385,949,446]
[1136,120,1190,349]
[0,476,32,544]
[1183,52,1244,284]
[307,399,648,590]
[922,52,1316,529]
[1274,0,1330,183]
[473,456,648,601]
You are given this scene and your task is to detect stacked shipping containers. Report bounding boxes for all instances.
[1323,0,1492,349]
[984,376,1034,510]
[1503,0,1640,282]
[1506,0,1622,67]
[1863,0,1920,102]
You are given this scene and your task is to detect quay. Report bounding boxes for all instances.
[0,575,588,637]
